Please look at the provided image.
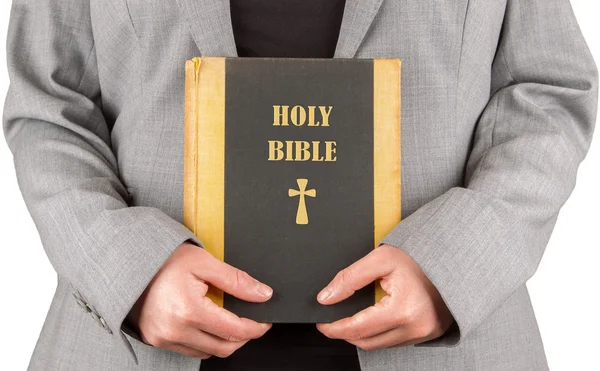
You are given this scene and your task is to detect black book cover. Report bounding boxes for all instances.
[184,56,401,323]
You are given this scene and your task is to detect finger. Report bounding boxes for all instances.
[165,343,212,359]
[316,294,398,340]
[178,327,251,358]
[346,326,410,351]
[317,247,397,304]
[348,324,440,351]
[191,295,272,341]
[193,254,273,302]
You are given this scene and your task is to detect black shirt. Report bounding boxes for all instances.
[230,0,346,58]
[200,1,360,370]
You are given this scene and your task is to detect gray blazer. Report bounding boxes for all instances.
[3,0,598,370]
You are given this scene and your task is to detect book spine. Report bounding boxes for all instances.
[373,59,402,304]
[183,58,200,237]
[184,57,227,307]
[195,57,227,307]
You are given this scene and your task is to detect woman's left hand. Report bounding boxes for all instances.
[316,244,454,350]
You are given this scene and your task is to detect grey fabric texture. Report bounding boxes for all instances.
[3,0,597,370]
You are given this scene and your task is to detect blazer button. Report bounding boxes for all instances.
[99,317,113,334]
[89,310,104,328]
[87,304,102,325]
[72,292,90,312]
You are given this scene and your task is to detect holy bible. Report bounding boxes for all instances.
[183,56,401,323]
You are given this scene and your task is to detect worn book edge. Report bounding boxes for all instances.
[373,58,402,303]
[184,56,226,306]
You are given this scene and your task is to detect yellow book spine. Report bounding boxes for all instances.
[183,56,226,307]
[373,58,402,304]
[183,58,200,236]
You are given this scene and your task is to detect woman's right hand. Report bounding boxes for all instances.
[125,241,273,359]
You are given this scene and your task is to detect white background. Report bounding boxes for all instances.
[0,1,598,370]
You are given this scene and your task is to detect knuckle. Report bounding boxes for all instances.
[143,332,160,347]
[397,305,420,325]
[429,325,446,340]
[337,268,353,286]
[391,311,407,326]
[392,314,406,326]
[369,247,386,261]
[350,327,364,341]
[154,319,181,344]
[427,320,445,338]
[160,325,180,344]
[213,343,238,358]
[235,269,250,288]
[225,329,245,342]
[228,268,250,290]
[411,325,431,340]
[346,321,364,341]
[355,341,376,351]
[410,320,435,340]
[333,269,343,283]
[145,330,168,348]
[173,301,196,323]
[350,322,370,341]
[212,350,227,358]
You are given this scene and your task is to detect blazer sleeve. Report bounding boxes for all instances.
[379,0,598,346]
[2,0,204,363]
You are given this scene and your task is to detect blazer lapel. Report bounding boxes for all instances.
[175,0,384,59]
[334,0,385,58]
[175,0,239,57]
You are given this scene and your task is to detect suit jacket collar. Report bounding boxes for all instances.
[175,0,384,58]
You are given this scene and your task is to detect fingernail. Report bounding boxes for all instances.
[318,286,334,302]
[256,283,273,297]
[261,323,271,329]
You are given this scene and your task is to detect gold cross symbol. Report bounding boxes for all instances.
[288,178,316,225]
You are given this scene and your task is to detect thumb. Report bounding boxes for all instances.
[317,247,396,305]
[194,256,273,303]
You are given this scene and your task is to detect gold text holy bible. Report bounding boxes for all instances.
[183,56,401,323]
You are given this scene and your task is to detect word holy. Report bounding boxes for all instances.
[272,105,332,126]
[268,105,337,162]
